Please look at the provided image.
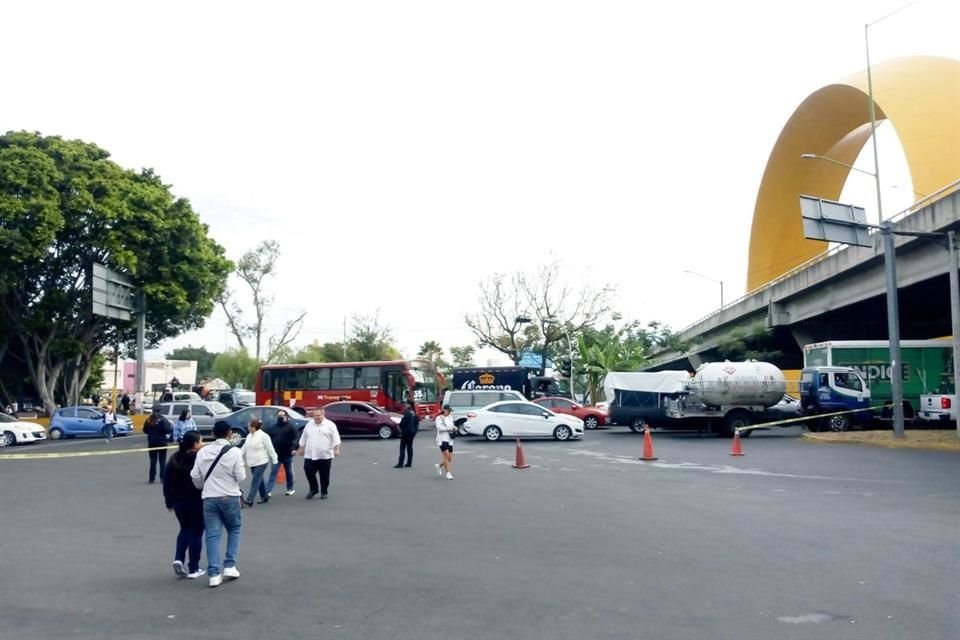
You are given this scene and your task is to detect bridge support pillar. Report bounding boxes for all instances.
[767,302,790,328]
[791,327,817,351]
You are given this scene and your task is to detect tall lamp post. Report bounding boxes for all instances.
[799,154,927,199]
[515,315,576,400]
[683,270,724,309]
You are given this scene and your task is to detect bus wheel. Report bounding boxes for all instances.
[827,414,851,432]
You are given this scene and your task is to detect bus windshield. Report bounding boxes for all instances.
[411,366,438,403]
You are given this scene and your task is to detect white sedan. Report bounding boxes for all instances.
[463,400,585,441]
[0,413,47,446]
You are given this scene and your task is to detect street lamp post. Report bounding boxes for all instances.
[799,154,927,198]
[683,270,724,309]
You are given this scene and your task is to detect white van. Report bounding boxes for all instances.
[442,389,526,435]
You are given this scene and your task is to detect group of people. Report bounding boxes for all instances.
[158,400,457,588]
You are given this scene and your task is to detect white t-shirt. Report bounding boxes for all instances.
[435,414,455,445]
[298,419,341,460]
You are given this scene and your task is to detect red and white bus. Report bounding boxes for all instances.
[255,360,444,418]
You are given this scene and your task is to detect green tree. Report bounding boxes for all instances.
[0,131,232,412]
[212,348,259,390]
[449,345,476,368]
[417,340,451,377]
[166,345,220,380]
[349,313,400,361]
[715,324,782,362]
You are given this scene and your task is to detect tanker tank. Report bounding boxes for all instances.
[685,361,786,408]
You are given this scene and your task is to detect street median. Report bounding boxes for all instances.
[802,430,960,452]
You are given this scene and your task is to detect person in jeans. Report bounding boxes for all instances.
[190,422,246,588]
[241,418,277,507]
[394,400,419,468]
[295,407,341,500]
[102,405,118,444]
[173,408,198,443]
[163,431,205,580]
[144,408,173,483]
[266,410,298,496]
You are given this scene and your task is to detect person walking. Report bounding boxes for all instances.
[121,393,131,415]
[163,431,206,580]
[190,422,245,588]
[393,400,419,468]
[266,410,298,496]
[173,409,198,443]
[144,408,173,484]
[295,407,341,500]
[241,418,277,507]
[435,404,455,480]
[102,405,118,443]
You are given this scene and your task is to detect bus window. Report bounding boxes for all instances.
[357,366,380,389]
[284,369,306,391]
[331,367,354,389]
[307,368,330,390]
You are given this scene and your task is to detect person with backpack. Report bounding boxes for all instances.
[190,422,246,588]
[266,410,298,497]
[163,431,205,580]
[144,408,174,483]
[393,400,419,468]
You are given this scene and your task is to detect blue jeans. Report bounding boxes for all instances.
[266,455,294,493]
[247,463,269,502]
[202,496,242,577]
[173,499,204,573]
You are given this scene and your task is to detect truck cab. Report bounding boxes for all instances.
[799,367,872,431]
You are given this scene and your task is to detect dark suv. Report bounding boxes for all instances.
[214,390,256,411]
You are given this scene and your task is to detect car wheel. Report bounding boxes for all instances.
[554,425,572,441]
[483,425,502,442]
[629,417,647,433]
[457,424,469,437]
[2,431,15,447]
[49,427,64,440]
[827,414,851,432]
[228,430,245,446]
[584,416,599,430]
[378,425,393,440]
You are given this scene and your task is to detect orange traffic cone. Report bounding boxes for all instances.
[512,438,530,469]
[276,463,287,484]
[639,426,658,461]
[730,430,745,456]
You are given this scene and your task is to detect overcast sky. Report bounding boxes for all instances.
[4,0,958,364]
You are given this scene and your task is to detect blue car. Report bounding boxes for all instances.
[48,407,133,440]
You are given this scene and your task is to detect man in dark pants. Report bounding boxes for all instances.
[144,407,173,483]
[394,400,419,468]
[295,408,341,499]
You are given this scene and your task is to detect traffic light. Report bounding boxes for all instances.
[560,358,572,378]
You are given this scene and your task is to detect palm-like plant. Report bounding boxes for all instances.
[577,330,648,404]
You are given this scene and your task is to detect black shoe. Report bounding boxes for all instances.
[393,464,404,469]
[258,497,269,504]
[243,499,253,508]
[404,464,412,467]
[306,491,318,500]
[320,494,328,500]
[148,479,155,484]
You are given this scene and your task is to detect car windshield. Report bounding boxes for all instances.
[208,402,231,414]
[0,413,15,423]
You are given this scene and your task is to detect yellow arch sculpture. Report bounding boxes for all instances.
[747,55,960,292]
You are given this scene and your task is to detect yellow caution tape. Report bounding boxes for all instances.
[738,404,886,433]
[0,443,176,460]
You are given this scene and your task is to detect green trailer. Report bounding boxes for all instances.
[803,340,955,419]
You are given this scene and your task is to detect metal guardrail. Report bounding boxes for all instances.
[677,178,960,335]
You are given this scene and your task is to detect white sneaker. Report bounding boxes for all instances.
[209,574,223,588]
[446,472,454,480]
[267,492,272,498]
[172,560,187,578]
[435,464,443,476]
[187,568,206,579]
[223,566,240,579]
[285,489,295,496]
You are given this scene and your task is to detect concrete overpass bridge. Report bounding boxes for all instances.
[648,184,960,372]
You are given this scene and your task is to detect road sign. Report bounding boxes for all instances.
[799,195,872,248]
[90,263,135,321]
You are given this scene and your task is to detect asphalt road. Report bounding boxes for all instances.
[1,426,958,640]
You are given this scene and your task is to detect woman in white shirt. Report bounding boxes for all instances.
[241,418,278,506]
[435,405,455,480]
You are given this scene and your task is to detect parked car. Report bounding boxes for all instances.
[441,389,527,435]
[321,401,402,439]
[48,407,133,440]
[153,401,232,436]
[0,413,47,446]
[212,405,309,446]
[214,389,256,411]
[533,397,607,429]
[462,400,585,441]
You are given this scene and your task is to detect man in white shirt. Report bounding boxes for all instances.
[190,422,246,588]
[295,407,341,500]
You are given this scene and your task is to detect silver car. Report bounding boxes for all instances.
[153,401,232,436]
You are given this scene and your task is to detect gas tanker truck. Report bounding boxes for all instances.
[605,360,870,436]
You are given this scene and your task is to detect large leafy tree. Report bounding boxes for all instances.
[167,345,220,380]
[0,131,232,413]
[211,348,259,390]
